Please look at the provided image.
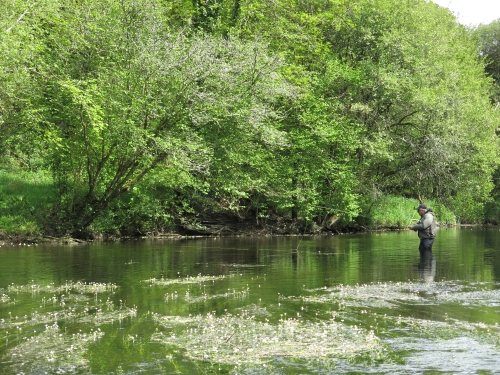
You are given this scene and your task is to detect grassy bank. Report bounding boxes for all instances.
[0,168,458,240]
[360,195,456,228]
[0,167,54,238]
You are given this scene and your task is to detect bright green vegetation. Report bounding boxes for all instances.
[362,195,456,227]
[2,0,500,239]
[0,169,53,237]
[0,167,460,238]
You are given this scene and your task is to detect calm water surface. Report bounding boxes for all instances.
[1,228,500,374]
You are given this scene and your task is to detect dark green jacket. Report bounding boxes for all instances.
[411,210,437,239]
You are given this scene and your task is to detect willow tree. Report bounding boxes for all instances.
[4,0,294,237]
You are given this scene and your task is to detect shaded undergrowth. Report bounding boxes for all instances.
[0,168,462,240]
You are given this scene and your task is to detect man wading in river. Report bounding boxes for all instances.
[408,204,437,258]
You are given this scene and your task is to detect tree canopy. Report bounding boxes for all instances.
[1,0,499,237]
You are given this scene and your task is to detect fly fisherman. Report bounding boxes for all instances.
[408,204,437,258]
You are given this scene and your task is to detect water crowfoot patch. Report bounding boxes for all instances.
[299,281,500,310]
[234,304,272,318]
[7,281,118,295]
[386,314,500,346]
[1,294,12,304]
[0,281,129,332]
[286,280,500,369]
[150,310,390,367]
[183,287,250,304]
[300,282,423,309]
[142,274,235,286]
[76,305,137,326]
[0,280,136,373]
[0,302,136,331]
[6,323,104,374]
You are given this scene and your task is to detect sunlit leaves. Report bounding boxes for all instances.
[2,0,499,233]
[326,0,500,219]
[2,0,295,234]
[475,19,500,102]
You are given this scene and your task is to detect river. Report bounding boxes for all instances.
[1,227,500,374]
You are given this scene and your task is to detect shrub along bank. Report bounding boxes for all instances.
[1,168,456,241]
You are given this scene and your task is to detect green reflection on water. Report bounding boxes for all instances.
[1,228,500,374]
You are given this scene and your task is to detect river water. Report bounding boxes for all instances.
[1,227,500,374]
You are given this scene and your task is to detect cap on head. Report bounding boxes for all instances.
[416,204,428,211]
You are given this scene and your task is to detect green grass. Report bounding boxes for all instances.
[362,195,456,228]
[0,167,55,237]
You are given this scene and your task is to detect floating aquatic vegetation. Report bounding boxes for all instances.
[386,314,500,345]
[143,274,235,286]
[298,282,422,310]
[294,281,500,352]
[0,280,136,375]
[1,294,12,304]
[183,287,250,304]
[77,305,137,326]
[7,281,118,295]
[2,272,500,374]
[0,298,136,331]
[61,293,92,303]
[432,283,500,307]
[297,281,500,310]
[149,314,198,328]
[6,323,104,374]
[149,280,500,370]
[234,304,272,318]
[69,281,118,294]
[150,310,390,367]
[1,307,81,331]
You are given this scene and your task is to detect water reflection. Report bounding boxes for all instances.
[291,249,298,270]
[2,229,500,374]
[418,256,436,283]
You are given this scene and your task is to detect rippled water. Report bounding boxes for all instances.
[1,227,500,374]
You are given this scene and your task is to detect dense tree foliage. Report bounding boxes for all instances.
[476,19,500,104]
[1,0,499,237]
[475,19,500,222]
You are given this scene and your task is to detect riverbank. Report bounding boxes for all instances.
[0,215,465,247]
[0,165,461,245]
[0,180,460,245]
[0,217,362,245]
